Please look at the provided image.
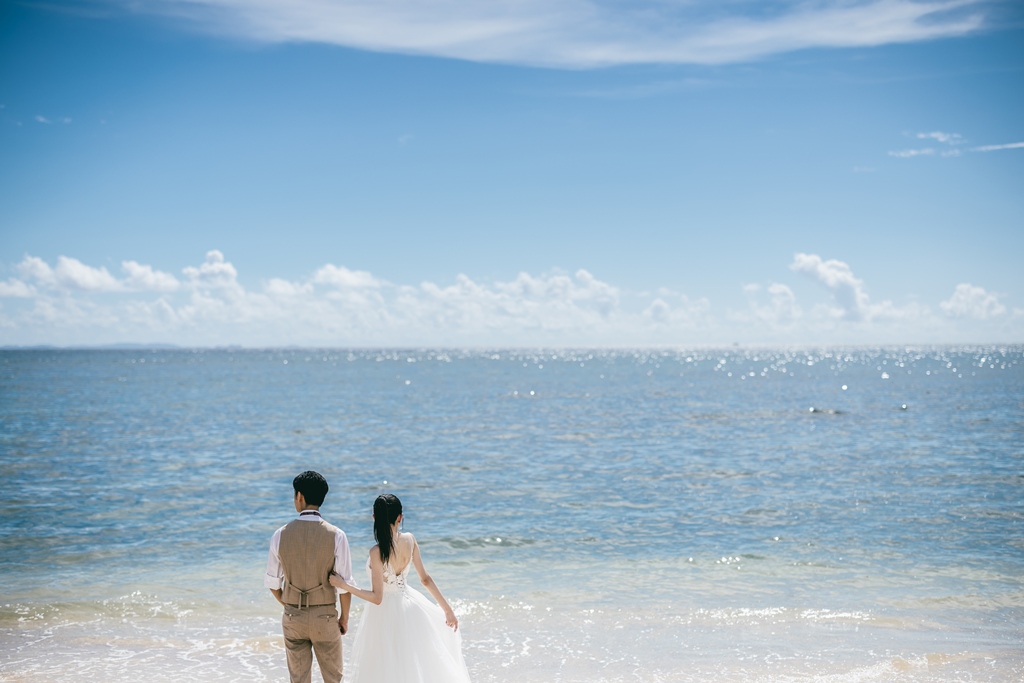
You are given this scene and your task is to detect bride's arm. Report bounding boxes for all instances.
[330,547,384,605]
[410,535,459,631]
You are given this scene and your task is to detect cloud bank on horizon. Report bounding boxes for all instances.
[0,251,1018,347]
[133,0,986,67]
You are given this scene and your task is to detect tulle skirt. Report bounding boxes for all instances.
[346,587,471,683]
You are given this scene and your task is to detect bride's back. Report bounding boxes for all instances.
[385,531,414,575]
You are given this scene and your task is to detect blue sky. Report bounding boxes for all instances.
[0,0,1022,346]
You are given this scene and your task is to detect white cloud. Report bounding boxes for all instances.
[767,283,798,314]
[642,292,711,327]
[790,253,870,320]
[16,256,57,287]
[182,250,240,290]
[313,264,383,289]
[122,260,180,292]
[940,283,1006,319]
[496,269,620,318]
[739,282,802,325]
[788,252,919,323]
[972,142,1024,152]
[0,279,34,298]
[34,115,50,124]
[405,269,623,335]
[52,256,123,291]
[889,148,935,158]
[1,251,1019,346]
[14,255,177,294]
[265,278,314,297]
[130,0,984,68]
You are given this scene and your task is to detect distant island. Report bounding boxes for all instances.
[0,343,181,350]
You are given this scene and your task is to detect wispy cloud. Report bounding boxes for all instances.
[892,131,1024,158]
[31,114,72,125]
[891,129,961,157]
[125,0,985,68]
[917,131,963,144]
[972,141,1024,152]
[889,148,935,158]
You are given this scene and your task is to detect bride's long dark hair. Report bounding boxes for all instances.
[373,493,403,566]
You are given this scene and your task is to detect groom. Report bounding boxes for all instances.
[265,471,355,683]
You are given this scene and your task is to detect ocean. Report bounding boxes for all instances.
[1,347,1021,681]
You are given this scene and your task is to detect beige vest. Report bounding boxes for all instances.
[279,518,339,608]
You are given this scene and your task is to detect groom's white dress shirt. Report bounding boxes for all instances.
[264,512,355,593]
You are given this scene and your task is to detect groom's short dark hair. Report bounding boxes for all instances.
[293,470,329,506]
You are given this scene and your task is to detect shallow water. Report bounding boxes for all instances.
[1,347,1021,681]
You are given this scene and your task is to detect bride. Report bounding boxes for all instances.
[330,493,471,683]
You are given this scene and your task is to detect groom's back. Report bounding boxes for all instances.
[279,519,339,607]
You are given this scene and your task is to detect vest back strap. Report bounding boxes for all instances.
[285,580,333,608]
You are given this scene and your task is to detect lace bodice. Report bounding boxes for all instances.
[368,556,411,593]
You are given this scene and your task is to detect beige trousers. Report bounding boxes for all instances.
[282,603,342,683]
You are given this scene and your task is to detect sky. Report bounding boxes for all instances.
[0,0,1022,347]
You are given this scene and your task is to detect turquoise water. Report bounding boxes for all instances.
[1,347,1021,681]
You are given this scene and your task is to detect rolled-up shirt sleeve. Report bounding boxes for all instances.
[334,530,355,592]
[264,527,285,589]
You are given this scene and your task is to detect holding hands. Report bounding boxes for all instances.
[329,569,458,631]
[329,571,356,595]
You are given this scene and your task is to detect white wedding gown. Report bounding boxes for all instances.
[346,558,472,683]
